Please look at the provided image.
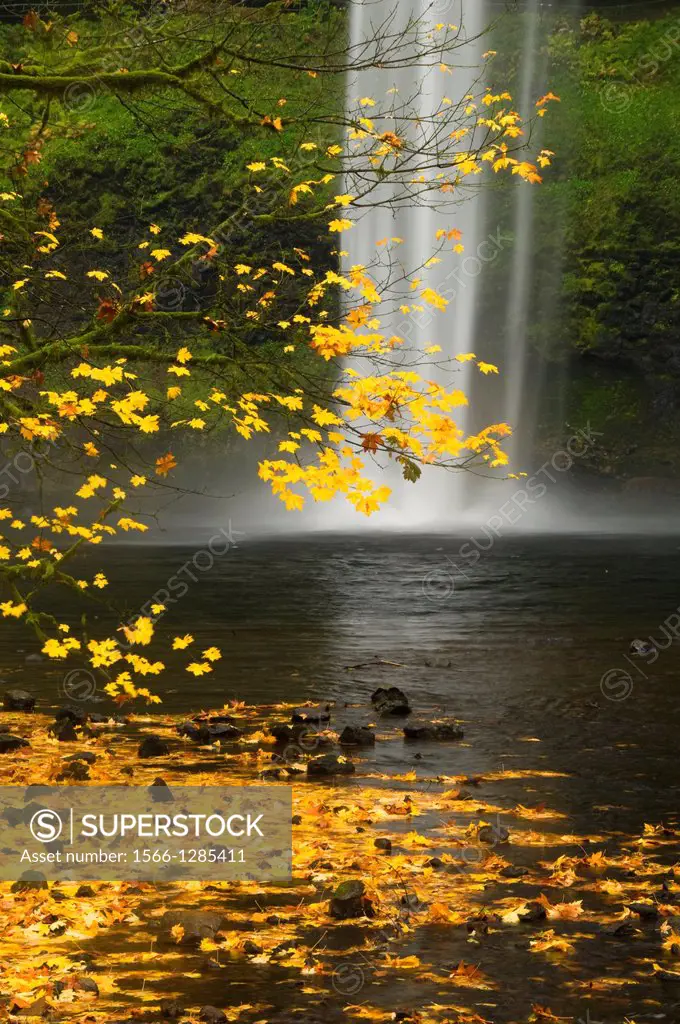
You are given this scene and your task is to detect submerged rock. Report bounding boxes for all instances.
[478,823,510,844]
[158,910,226,944]
[63,751,97,764]
[371,687,411,716]
[307,753,355,778]
[403,719,464,741]
[3,689,36,712]
[329,879,375,919]
[339,725,375,746]
[0,733,30,753]
[138,735,169,759]
[159,998,185,1019]
[57,760,90,781]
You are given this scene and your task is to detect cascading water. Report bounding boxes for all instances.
[340,0,550,528]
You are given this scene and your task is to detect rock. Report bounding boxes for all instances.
[307,753,355,778]
[50,719,79,742]
[158,910,226,944]
[478,824,510,844]
[329,879,375,919]
[64,751,98,764]
[149,778,173,802]
[57,760,90,781]
[339,725,375,746]
[292,705,331,725]
[160,998,184,1019]
[291,814,302,825]
[371,686,411,716]
[3,689,36,712]
[55,706,89,725]
[89,712,126,725]
[76,884,95,898]
[11,871,47,891]
[0,733,30,753]
[199,1008,227,1024]
[426,857,444,869]
[177,720,242,743]
[500,865,528,878]
[76,977,99,996]
[628,901,659,919]
[243,939,263,955]
[138,735,169,758]
[518,901,547,923]
[374,838,392,852]
[403,719,464,741]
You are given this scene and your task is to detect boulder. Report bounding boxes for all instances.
[157,910,226,944]
[0,733,30,753]
[138,735,169,759]
[63,751,97,764]
[159,998,185,1019]
[339,725,375,746]
[307,753,355,778]
[329,879,375,920]
[403,720,464,741]
[50,719,80,742]
[3,689,36,712]
[374,837,392,852]
[371,687,411,716]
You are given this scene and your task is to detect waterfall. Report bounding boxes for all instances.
[342,0,491,527]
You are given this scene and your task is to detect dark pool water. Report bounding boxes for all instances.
[4,533,680,1023]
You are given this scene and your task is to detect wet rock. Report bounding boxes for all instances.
[57,760,90,782]
[500,865,528,878]
[478,824,510,844]
[55,706,89,725]
[307,753,355,778]
[0,733,30,753]
[243,939,263,955]
[64,751,97,764]
[138,735,169,758]
[199,1007,227,1024]
[371,686,411,716]
[403,719,464,741]
[158,910,226,944]
[291,814,302,825]
[329,879,375,919]
[374,837,392,852]
[149,778,173,802]
[75,885,96,898]
[260,768,283,780]
[518,901,547,923]
[11,871,47,892]
[3,689,36,712]
[339,725,375,746]
[177,720,242,743]
[89,712,126,725]
[160,998,184,1019]
[628,901,659,919]
[427,856,444,869]
[50,719,80,742]
[292,705,331,725]
[76,977,99,997]
[601,918,638,937]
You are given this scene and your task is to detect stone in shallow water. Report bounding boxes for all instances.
[137,734,170,758]
[403,719,464,741]
[292,705,331,725]
[371,686,411,716]
[3,689,36,712]
[157,910,226,945]
[339,725,375,746]
[307,753,355,778]
[199,1008,227,1024]
[329,879,375,919]
[177,720,242,743]
[0,733,30,753]
[478,823,510,844]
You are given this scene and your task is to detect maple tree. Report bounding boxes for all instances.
[0,1,558,687]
